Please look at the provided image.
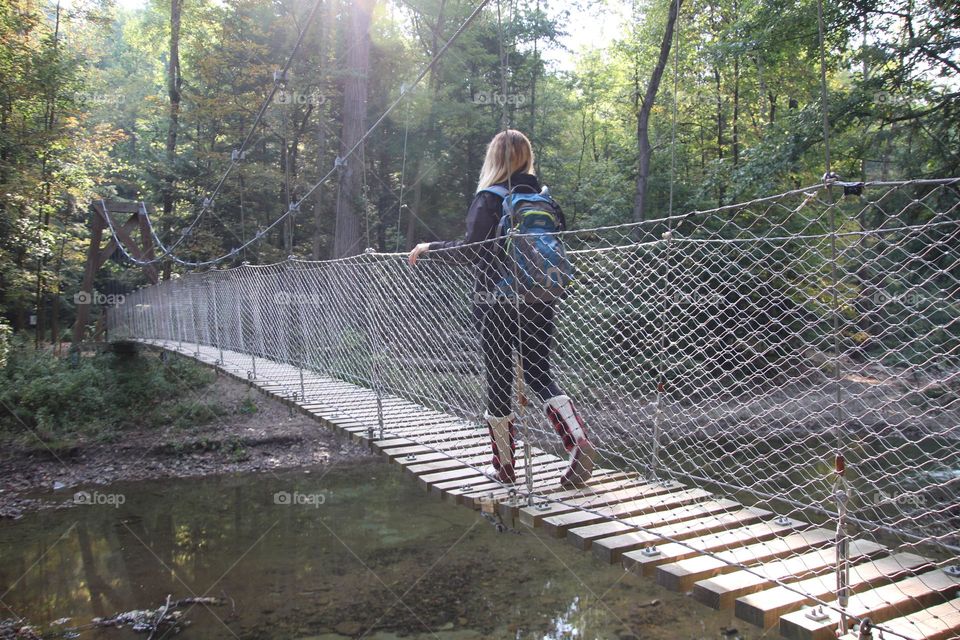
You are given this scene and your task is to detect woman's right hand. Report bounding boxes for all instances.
[408,242,431,266]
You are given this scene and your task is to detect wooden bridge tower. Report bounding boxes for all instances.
[73,200,159,343]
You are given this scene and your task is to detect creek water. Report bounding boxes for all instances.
[0,461,750,639]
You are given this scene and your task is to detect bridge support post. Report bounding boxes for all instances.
[176,282,185,352]
[188,279,201,357]
[363,250,387,441]
[210,280,224,365]
[650,230,675,481]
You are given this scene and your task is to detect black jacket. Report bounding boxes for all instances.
[428,172,566,295]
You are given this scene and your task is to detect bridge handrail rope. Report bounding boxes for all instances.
[111,176,960,640]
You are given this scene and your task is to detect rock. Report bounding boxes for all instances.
[52,481,66,490]
[334,621,364,636]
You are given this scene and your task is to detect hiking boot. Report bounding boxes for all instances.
[484,412,517,484]
[544,395,594,488]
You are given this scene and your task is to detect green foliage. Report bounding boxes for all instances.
[1,0,957,340]
[238,394,258,415]
[0,340,216,447]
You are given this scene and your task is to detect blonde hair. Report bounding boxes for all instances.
[476,129,535,192]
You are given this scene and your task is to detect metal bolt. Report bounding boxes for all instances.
[804,606,830,622]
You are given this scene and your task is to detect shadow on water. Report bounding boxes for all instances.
[0,460,749,639]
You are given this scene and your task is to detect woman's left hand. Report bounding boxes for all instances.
[408,242,431,266]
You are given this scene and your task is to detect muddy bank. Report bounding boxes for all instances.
[0,371,374,519]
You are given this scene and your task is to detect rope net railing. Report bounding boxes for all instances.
[109,177,960,638]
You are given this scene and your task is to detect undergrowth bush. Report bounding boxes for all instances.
[0,338,217,449]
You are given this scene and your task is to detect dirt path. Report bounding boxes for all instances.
[0,372,375,519]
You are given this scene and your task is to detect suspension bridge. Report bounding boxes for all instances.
[102,178,960,640]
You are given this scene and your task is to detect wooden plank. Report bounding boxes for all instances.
[735,552,933,629]
[434,461,573,502]
[622,513,799,577]
[693,539,886,610]
[568,497,740,551]
[372,429,485,448]
[376,438,488,457]
[656,527,835,593]
[477,471,636,515]
[779,568,960,640]
[592,503,766,564]
[404,450,496,475]
[417,454,559,489]
[838,598,960,640]
[389,445,491,467]
[456,464,595,508]
[517,480,686,528]
[542,488,713,539]
[340,420,473,439]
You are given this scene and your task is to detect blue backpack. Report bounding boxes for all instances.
[480,184,574,303]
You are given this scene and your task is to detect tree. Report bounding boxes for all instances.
[333,0,375,258]
[633,0,682,224]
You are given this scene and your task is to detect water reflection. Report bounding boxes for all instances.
[0,461,743,639]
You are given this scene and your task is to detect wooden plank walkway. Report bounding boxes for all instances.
[138,340,960,640]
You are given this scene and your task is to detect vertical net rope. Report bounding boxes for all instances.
[110,177,960,640]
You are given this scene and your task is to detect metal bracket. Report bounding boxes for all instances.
[804,606,830,622]
[405,453,417,462]
[944,565,960,577]
[640,546,661,557]
[773,515,793,526]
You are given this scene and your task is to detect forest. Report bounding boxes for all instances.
[0,0,957,343]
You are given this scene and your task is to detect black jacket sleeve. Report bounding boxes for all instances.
[426,191,502,261]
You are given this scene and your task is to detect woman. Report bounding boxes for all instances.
[408,129,594,488]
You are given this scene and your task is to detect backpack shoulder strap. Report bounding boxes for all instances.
[478,185,509,199]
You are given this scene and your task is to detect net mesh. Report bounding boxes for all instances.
[109,177,960,639]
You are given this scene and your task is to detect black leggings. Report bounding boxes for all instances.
[474,302,562,417]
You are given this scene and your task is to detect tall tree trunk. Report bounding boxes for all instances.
[632,0,683,224]
[732,57,740,166]
[333,0,375,258]
[715,66,725,206]
[313,0,335,259]
[162,0,183,279]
